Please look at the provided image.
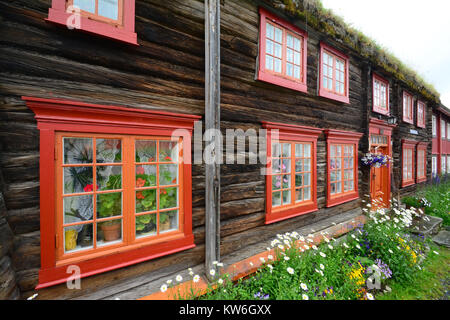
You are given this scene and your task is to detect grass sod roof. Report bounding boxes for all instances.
[265,0,441,103]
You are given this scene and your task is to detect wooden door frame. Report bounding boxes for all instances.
[368,118,396,207]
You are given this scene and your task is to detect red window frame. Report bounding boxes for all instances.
[23,96,200,289]
[47,0,138,45]
[319,42,350,104]
[372,73,390,115]
[402,139,417,187]
[325,130,363,207]
[257,7,308,93]
[416,142,427,183]
[402,91,414,124]
[417,100,426,128]
[262,122,321,225]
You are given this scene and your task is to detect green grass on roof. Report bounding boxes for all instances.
[267,0,440,103]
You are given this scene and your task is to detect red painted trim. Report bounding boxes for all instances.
[47,0,138,45]
[324,129,363,208]
[372,73,390,115]
[319,42,350,104]
[262,122,321,225]
[416,142,428,183]
[417,100,426,128]
[402,91,414,124]
[23,96,200,289]
[257,7,308,93]
[401,139,418,187]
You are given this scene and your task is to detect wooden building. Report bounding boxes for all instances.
[432,105,450,176]
[0,0,444,299]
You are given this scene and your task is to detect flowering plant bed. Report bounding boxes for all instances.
[361,153,393,168]
[158,197,439,300]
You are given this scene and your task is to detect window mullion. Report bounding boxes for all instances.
[123,135,133,245]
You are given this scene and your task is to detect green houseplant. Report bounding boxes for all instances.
[97,174,122,242]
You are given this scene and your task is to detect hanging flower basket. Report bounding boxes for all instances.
[361,153,392,168]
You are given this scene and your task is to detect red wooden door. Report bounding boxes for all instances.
[370,146,389,208]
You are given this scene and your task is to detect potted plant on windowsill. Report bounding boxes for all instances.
[160,212,171,232]
[97,188,122,242]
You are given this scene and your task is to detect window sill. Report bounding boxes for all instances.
[402,118,414,125]
[401,180,415,188]
[265,203,318,225]
[47,9,138,45]
[37,234,195,290]
[319,88,350,104]
[416,177,427,184]
[326,192,359,208]
[257,70,308,94]
[373,107,390,116]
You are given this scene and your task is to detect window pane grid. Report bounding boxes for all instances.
[265,20,304,81]
[330,144,355,196]
[271,141,312,208]
[61,137,124,253]
[322,50,346,96]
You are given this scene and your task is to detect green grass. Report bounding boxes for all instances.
[378,246,449,300]
[402,175,450,226]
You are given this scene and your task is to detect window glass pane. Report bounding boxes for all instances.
[272,159,281,174]
[286,34,293,48]
[266,23,274,40]
[272,143,281,158]
[282,159,291,173]
[136,165,157,187]
[286,63,293,77]
[295,144,303,157]
[294,37,301,51]
[303,172,311,186]
[73,0,95,13]
[282,143,291,157]
[282,190,291,205]
[97,192,122,219]
[64,224,93,253]
[274,58,282,73]
[303,187,311,200]
[64,195,94,224]
[266,55,274,71]
[295,174,303,187]
[159,164,178,186]
[160,141,178,162]
[287,48,293,62]
[136,189,157,213]
[295,189,303,202]
[274,27,283,42]
[97,166,122,191]
[272,191,281,207]
[266,39,273,55]
[274,43,282,58]
[136,213,157,238]
[160,210,179,233]
[294,66,300,79]
[135,140,156,163]
[303,158,311,171]
[97,139,121,163]
[64,138,93,164]
[64,167,93,194]
[282,175,291,189]
[272,175,282,190]
[159,187,178,210]
[98,0,119,20]
[295,159,303,172]
[97,219,122,246]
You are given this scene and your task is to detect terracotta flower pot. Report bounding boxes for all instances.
[101,222,121,242]
[160,219,171,232]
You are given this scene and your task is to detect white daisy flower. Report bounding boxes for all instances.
[209,269,216,276]
[302,294,309,300]
[366,293,374,300]
[176,275,183,282]
[284,256,290,261]
[328,245,334,250]
[319,252,326,258]
[268,255,274,260]
[300,283,308,290]
[160,284,168,293]
[193,275,200,283]
[166,279,172,285]
[320,264,325,270]
[287,267,295,275]
[218,278,224,285]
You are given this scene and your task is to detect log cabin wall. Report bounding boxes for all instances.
[0,0,438,299]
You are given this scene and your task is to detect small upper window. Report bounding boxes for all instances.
[257,8,308,93]
[441,119,446,139]
[417,101,426,128]
[373,74,389,115]
[319,43,349,104]
[47,0,137,45]
[432,115,437,137]
[402,91,414,124]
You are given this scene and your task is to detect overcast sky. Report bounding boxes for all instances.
[320,0,450,108]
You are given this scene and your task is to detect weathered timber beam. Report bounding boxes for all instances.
[204,0,221,280]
